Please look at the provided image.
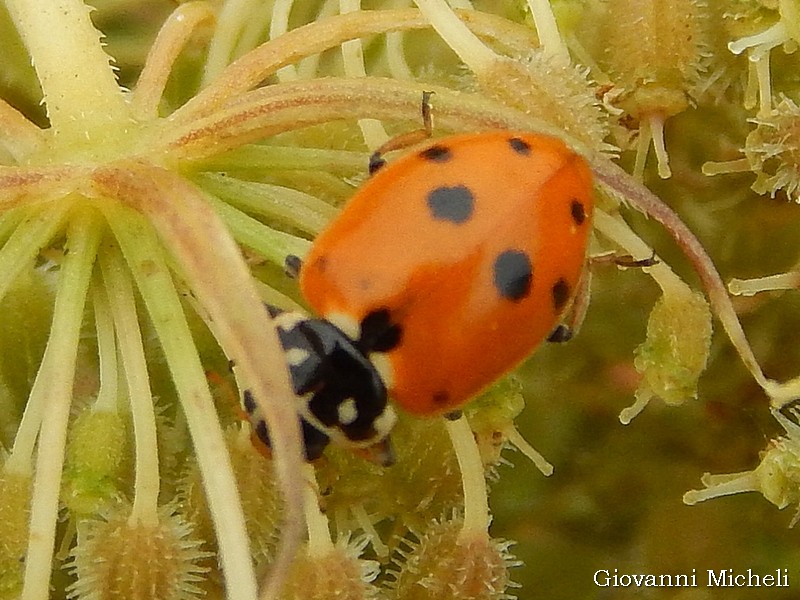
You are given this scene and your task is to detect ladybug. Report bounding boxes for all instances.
[248,128,593,462]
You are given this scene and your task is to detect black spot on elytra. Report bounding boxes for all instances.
[427,185,475,224]
[254,419,269,445]
[444,409,462,421]
[432,390,450,405]
[284,254,302,278]
[312,255,329,274]
[419,144,452,163]
[570,199,586,226]
[493,250,533,301]
[359,308,403,352]
[552,278,571,312]
[368,153,386,175]
[243,390,257,414]
[508,137,531,155]
[547,324,573,343]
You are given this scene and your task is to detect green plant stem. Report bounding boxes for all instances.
[102,201,261,600]
[92,163,307,600]
[99,243,161,526]
[0,202,72,306]
[20,206,101,600]
[195,143,366,173]
[525,0,567,59]
[340,0,390,149]
[413,0,497,72]
[591,158,800,406]
[0,166,87,210]
[203,0,267,85]
[446,415,490,538]
[303,464,334,557]
[131,2,216,121]
[3,0,128,142]
[202,191,313,264]
[90,279,119,413]
[164,77,571,161]
[173,8,532,122]
[592,208,688,297]
[197,173,336,236]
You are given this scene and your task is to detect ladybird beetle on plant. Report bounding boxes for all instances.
[249,105,593,461]
[300,130,593,414]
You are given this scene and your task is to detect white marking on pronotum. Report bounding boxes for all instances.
[369,351,394,389]
[372,404,397,438]
[284,347,310,367]
[274,311,306,331]
[337,398,359,425]
[326,311,360,340]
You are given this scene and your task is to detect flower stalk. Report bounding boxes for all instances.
[98,243,161,525]
[20,206,101,600]
[3,0,129,147]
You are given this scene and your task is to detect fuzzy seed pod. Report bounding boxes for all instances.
[390,519,519,600]
[66,504,209,600]
[62,408,132,517]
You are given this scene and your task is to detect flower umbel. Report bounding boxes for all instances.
[2,1,800,599]
[0,1,311,597]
